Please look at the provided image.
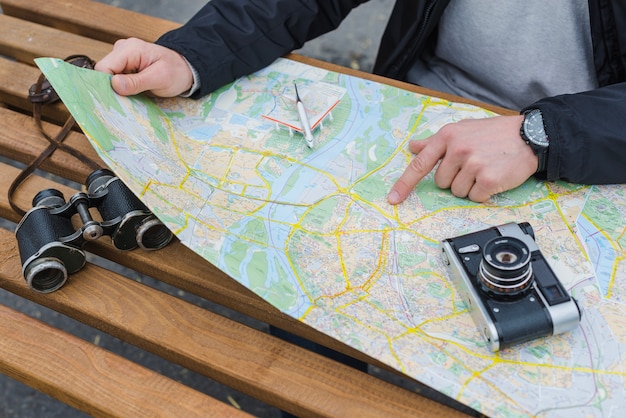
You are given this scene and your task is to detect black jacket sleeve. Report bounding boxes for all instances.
[155,0,368,98]
[525,82,626,185]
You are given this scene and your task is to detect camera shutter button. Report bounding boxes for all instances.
[458,244,480,254]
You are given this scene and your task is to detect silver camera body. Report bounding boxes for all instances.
[441,222,581,351]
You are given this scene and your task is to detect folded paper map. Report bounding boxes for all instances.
[36,57,626,417]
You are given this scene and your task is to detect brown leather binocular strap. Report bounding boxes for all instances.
[9,55,103,217]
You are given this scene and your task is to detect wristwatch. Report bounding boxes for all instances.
[520,109,549,173]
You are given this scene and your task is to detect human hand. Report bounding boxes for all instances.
[387,115,538,204]
[94,37,193,97]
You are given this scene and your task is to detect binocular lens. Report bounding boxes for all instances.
[32,188,66,208]
[25,257,68,293]
[137,216,173,250]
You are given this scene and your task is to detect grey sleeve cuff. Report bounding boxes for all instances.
[179,56,201,98]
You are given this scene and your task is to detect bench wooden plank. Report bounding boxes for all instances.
[0,304,249,417]
[0,107,100,184]
[0,58,69,121]
[1,0,180,44]
[0,224,461,417]
[0,14,112,65]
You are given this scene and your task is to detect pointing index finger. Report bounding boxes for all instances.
[387,138,446,204]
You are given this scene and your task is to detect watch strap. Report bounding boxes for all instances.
[520,109,549,174]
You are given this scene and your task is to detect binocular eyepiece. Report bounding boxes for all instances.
[15,169,173,293]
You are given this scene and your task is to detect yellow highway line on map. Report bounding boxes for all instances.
[164,117,192,179]
[458,364,530,415]
[545,184,590,250]
[335,200,354,288]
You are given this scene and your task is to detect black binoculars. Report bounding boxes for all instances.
[15,169,173,293]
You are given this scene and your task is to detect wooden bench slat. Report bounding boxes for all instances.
[0,304,249,417]
[0,14,112,65]
[1,0,180,44]
[0,58,69,121]
[0,106,100,184]
[0,226,460,417]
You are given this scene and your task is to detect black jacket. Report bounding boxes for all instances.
[157,0,626,185]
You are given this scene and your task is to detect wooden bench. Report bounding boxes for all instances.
[0,1,499,415]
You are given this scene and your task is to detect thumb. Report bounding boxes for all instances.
[110,73,147,96]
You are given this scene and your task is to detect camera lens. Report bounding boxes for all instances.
[24,257,68,293]
[136,215,173,250]
[478,236,533,299]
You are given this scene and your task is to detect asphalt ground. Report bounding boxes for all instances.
[0,1,421,417]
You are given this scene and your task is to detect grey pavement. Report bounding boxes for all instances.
[0,1,404,417]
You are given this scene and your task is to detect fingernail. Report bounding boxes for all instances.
[117,76,127,93]
[112,75,126,94]
[388,190,400,204]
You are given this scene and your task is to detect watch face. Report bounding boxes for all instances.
[523,109,549,147]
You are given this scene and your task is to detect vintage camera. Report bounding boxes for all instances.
[441,222,581,351]
[15,169,173,293]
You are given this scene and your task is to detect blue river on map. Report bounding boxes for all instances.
[577,216,616,297]
[217,75,398,316]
